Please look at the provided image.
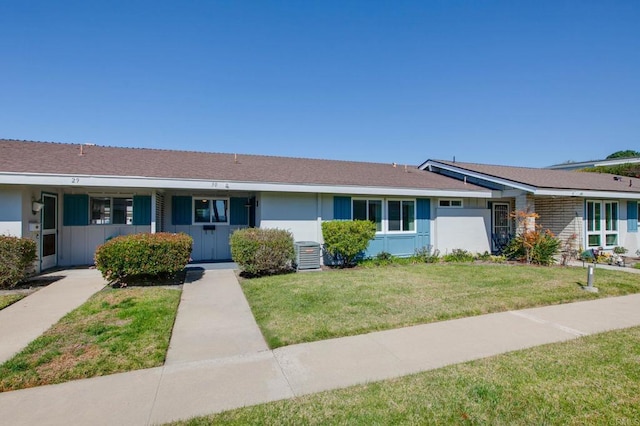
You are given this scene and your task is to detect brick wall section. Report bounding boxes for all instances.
[515,194,536,232]
[535,197,584,250]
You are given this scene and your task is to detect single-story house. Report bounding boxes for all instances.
[1,139,639,273]
[422,160,640,255]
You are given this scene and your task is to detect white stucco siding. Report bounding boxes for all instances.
[435,208,491,254]
[0,187,23,236]
[258,192,322,243]
[622,200,640,254]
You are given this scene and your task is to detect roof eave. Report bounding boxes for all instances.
[534,188,640,199]
[421,160,538,193]
[0,172,492,198]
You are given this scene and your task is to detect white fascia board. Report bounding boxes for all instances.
[533,189,640,199]
[593,158,640,167]
[0,172,491,198]
[421,161,538,193]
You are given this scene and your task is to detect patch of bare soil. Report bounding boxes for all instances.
[0,275,65,296]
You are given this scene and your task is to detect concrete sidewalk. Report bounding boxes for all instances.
[1,269,640,425]
[0,268,106,363]
[165,268,268,364]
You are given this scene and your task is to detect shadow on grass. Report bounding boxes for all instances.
[117,270,191,288]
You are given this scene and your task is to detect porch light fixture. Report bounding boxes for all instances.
[32,200,45,214]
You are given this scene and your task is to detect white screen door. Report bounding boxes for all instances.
[492,203,510,252]
[41,193,58,270]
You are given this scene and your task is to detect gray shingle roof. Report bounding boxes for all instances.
[0,139,487,192]
[431,160,640,194]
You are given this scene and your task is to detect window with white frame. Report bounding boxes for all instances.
[90,196,133,225]
[194,198,228,224]
[586,200,618,247]
[387,200,415,232]
[352,199,382,231]
[438,199,463,208]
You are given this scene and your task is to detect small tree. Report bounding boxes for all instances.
[321,220,376,267]
[504,210,560,266]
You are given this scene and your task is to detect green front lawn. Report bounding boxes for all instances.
[0,286,181,392]
[242,264,640,348]
[174,326,640,425]
[0,294,25,310]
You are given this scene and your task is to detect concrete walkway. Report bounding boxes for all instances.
[1,267,640,425]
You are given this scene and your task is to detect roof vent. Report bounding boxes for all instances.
[78,143,95,156]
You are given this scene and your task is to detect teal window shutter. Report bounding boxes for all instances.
[133,196,152,226]
[333,196,351,220]
[628,201,638,232]
[63,194,89,226]
[230,197,249,225]
[416,198,431,237]
[416,198,431,220]
[172,196,192,225]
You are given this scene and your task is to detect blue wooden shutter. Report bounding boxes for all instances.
[416,198,431,247]
[416,198,431,222]
[63,194,89,226]
[172,196,192,225]
[628,201,638,233]
[133,196,152,226]
[333,196,351,220]
[230,197,248,225]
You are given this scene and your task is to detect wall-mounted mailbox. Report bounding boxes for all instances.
[203,225,216,231]
[29,222,41,232]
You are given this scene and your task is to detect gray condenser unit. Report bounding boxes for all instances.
[294,241,321,270]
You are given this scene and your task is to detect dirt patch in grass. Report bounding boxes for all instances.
[0,286,181,392]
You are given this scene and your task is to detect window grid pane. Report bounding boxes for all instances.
[212,200,228,223]
[388,201,401,231]
[113,198,133,225]
[194,200,210,223]
[353,200,367,221]
[91,197,111,225]
[369,200,382,232]
[588,234,600,247]
[402,201,415,231]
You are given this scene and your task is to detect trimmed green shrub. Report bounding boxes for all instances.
[94,233,193,285]
[321,220,376,267]
[230,228,295,277]
[442,249,475,263]
[0,236,37,288]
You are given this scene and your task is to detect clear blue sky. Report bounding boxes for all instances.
[1,1,638,167]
